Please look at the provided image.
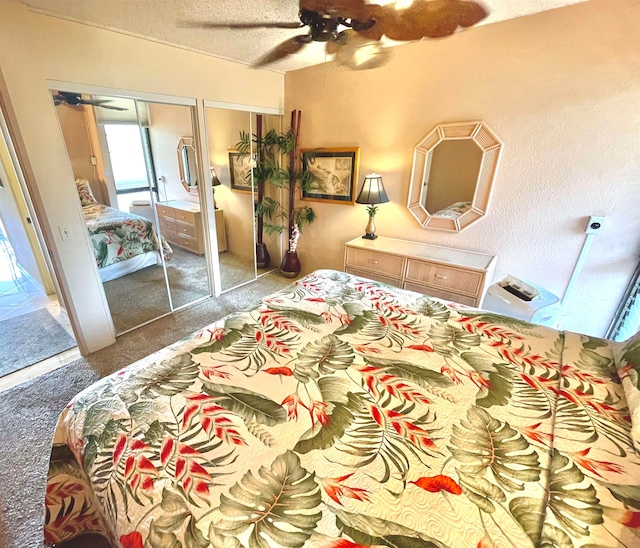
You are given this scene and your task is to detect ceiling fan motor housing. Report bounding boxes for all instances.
[61,92,83,106]
[299,9,339,41]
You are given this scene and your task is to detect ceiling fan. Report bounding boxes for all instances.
[181,0,488,70]
[52,92,128,111]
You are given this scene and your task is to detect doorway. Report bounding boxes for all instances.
[0,113,76,383]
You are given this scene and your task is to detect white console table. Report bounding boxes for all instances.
[344,236,496,307]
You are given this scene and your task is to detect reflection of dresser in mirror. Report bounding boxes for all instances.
[156,200,227,254]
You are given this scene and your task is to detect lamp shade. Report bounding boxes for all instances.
[356,173,389,205]
[210,167,222,187]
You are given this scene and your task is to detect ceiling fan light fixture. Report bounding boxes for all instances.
[335,35,391,70]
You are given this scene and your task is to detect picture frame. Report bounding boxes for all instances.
[228,150,254,193]
[301,147,359,204]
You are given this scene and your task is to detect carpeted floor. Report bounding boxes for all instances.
[0,309,76,378]
[103,248,258,334]
[220,252,259,292]
[0,271,292,548]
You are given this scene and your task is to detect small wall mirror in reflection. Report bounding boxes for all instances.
[177,137,198,194]
[407,121,503,232]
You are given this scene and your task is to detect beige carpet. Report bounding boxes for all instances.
[103,249,261,334]
[0,271,292,548]
[0,309,76,378]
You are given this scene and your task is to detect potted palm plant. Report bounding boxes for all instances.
[237,110,315,277]
[270,110,316,278]
[236,115,277,268]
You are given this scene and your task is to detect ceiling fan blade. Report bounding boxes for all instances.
[300,0,376,21]
[453,1,489,28]
[179,20,304,30]
[253,35,312,68]
[79,99,111,106]
[371,0,488,41]
[93,104,129,111]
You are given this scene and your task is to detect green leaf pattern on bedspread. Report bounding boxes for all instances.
[43,270,640,548]
[83,204,172,268]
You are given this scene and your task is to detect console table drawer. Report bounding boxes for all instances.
[175,221,197,239]
[345,248,405,278]
[174,209,196,225]
[176,233,199,251]
[345,267,402,288]
[406,259,482,296]
[404,282,478,307]
[159,217,176,235]
[157,205,175,220]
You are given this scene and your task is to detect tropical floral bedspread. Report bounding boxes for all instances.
[44,270,640,548]
[83,204,172,269]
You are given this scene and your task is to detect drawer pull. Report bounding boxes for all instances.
[368,259,379,265]
[435,274,448,280]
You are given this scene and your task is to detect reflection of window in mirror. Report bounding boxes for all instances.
[421,140,483,216]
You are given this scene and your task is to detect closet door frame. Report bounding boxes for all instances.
[46,81,210,337]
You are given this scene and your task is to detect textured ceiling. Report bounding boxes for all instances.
[13,0,591,72]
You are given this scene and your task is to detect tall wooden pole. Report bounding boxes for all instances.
[256,114,264,246]
[287,110,302,247]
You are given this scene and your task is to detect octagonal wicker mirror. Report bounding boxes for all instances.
[407,121,503,232]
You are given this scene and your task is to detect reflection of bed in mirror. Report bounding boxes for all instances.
[76,179,172,282]
[83,203,173,282]
[432,201,472,219]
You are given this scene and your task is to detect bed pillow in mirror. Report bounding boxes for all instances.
[75,178,98,207]
[615,331,640,453]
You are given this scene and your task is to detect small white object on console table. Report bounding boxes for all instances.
[344,236,496,307]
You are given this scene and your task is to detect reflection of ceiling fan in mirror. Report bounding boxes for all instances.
[181,0,488,70]
[52,92,128,111]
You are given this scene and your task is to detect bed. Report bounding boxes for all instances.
[83,203,173,283]
[75,178,172,283]
[432,201,472,219]
[43,269,640,548]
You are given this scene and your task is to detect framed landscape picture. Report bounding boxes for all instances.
[228,150,254,192]
[301,147,359,204]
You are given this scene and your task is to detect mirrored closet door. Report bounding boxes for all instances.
[205,106,256,292]
[205,105,283,292]
[52,89,211,335]
[138,99,211,310]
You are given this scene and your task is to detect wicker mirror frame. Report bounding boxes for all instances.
[177,136,198,194]
[407,121,503,232]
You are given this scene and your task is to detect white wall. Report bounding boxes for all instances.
[285,0,640,337]
[0,0,284,353]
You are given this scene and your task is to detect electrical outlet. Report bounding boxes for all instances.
[585,216,605,234]
[59,225,72,241]
[90,156,98,166]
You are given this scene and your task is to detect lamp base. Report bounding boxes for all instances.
[362,233,377,240]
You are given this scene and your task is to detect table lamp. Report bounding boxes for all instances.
[355,173,389,240]
[210,167,222,209]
